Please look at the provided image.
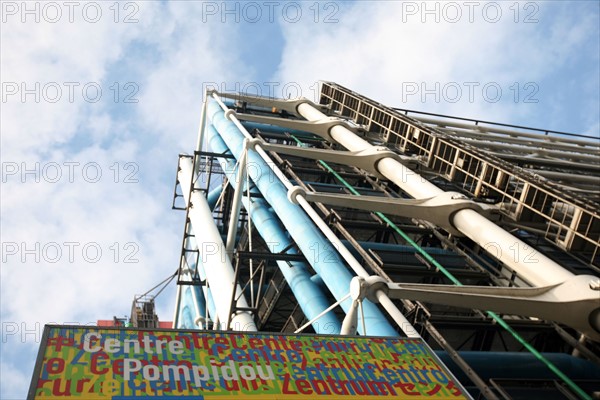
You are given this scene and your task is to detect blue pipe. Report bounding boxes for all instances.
[177,286,206,329]
[193,256,217,321]
[240,121,323,139]
[207,186,222,210]
[177,236,218,328]
[310,274,326,290]
[343,240,455,255]
[207,100,398,337]
[206,127,341,333]
[242,197,341,333]
[438,352,600,382]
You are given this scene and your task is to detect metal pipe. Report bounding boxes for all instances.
[225,146,247,255]
[523,169,600,184]
[178,156,257,331]
[206,186,223,210]
[179,225,218,327]
[244,198,342,334]
[427,125,600,156]
[209,97,421,337]
[206,124,343,334]
[297,102,575,287]
[207,101,398,336]
[455,137,600,163]
[171,283,182,329]
[413,115,600,148]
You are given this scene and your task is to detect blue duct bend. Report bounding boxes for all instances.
[207,100,398,337]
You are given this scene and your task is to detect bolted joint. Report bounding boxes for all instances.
[349,276,390,304]
[287,186,306,204]
[245,138,263,150]
[224,109,236,121]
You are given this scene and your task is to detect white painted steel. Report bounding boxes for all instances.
[295,196,419,337]
[297,102,576,287]
[172,283,182,329]
[178,157,257,331]
[414,115,600,149]
[211,95,419,338]
[225,145,247,255]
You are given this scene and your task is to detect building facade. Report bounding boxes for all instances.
[170,82,600,399]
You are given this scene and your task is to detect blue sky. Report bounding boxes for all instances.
[1,1,599,397]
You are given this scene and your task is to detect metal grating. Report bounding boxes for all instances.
[319,82,600,268]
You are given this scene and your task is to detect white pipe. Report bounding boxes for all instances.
[297,103,575,287]
[178,157,257,331]
[428,125,600,156]
[413,115,600,148]
[195,96,208,152]
[172,283,182,329]
[211,96,419,337]
[455,137,600,163]
[225,147,247,255]
[295,197,419,337]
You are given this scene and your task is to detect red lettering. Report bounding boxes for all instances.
[90,352,109,374]
[289,340,303,352]
[231,334,247,350]
[282,374,298,394]
[46,358,65,374]
[223,380,239,391]
[296,379,313,395]
[48,336,74,351]
[36,378,51,389]
[313,379,332,395]
[174,334,191,349]
[52,379,71,395]
[112,359,124,375]
[395,382,421,396]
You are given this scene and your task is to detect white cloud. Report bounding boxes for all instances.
[0,361,31,399]
[1,2,255,398]
[273,1,599,131]
[1,1,598,398]
[1,3,151,158]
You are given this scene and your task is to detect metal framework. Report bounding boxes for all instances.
[170,82,600,399]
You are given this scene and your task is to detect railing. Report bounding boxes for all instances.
[319,82,600,268]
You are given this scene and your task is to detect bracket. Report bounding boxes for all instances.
[213,91,329,117]
[288,187,497,236]
[229,112,362,143]
[349,275,600,342]
[246,137,418,178]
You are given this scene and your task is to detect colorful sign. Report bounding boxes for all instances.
[29,325,468,399]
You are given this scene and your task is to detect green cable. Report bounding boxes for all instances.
[289,134,592,400]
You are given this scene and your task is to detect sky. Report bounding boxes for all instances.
[1,0,599,397]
